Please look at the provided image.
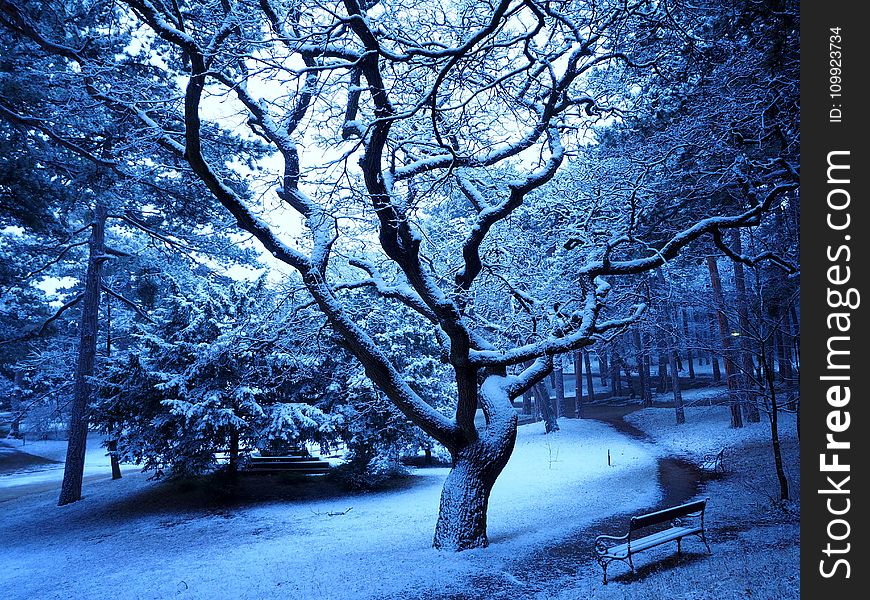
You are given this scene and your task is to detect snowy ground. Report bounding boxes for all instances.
[625,387,799,459]
[0,419,661,600]
[0,434,139,493]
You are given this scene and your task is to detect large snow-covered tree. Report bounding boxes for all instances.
[0,0,797,550]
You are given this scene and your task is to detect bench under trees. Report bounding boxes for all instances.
[595,499,711,583]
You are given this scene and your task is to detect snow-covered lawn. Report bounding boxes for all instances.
[0,419,659,600]
[0,434,139,490]
[625,389,799,459]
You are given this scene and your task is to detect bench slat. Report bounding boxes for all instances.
[602,526,702,558]
[630,499,706,531]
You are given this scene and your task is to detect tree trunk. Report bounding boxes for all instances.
[583,350,596,405]
[572,351,582,418]
[433,379,518,550]
[533,383,558,433]
[670,350,685,424]
[623,360,635,399]
[228,427,240,476]
[731,231,760,422]
[598,351,608,387]
[554,361,565,419]
[706,256,743,428]
[708,311,722,383]
[59,202,107,506]
[11,369,23,439]
[682,308,695,379]
[521,388,532,415]
[762,345,789,501]
[610,349,621,395]
[105,298,122,480]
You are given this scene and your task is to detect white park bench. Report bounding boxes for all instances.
[594,498,711,583]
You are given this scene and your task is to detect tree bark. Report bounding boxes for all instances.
[59,202,107,506]
[682,308,695,379]
[11,369,23,439]
[670,350,685,424]
[532,383,559,433]
[433,379,518,550]
[708,311,722,383]
[105,298,122,480]
[572,351,582,418]
[610,349,621,395]
[583,350,596,405]
[706,256,743,428]
[762,344,789,501]
[598,351,608,387]
[554,361,565,419]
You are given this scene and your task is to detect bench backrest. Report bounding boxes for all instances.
[629,498,707,532]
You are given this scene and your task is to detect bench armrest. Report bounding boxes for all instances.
[595,533,629,553]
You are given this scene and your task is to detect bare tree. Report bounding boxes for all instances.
[1,0,796,550]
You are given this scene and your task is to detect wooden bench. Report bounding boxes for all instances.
[594,498,711,583]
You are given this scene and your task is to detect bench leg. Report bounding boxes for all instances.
[628,554,635,574]
[701,531,712,555]
[677,538,682,556]
[602,563,608,585]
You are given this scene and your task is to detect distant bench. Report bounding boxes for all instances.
[594,498,711,583]
[245,449,331,474]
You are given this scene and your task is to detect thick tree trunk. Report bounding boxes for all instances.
[583,350,596,405]
[433,379,518,550]
[59,202,107,506]
[572,351,582,418]
[707,256,743,428]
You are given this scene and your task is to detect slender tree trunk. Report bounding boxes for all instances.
[59,202,107,506]
[573,351,582,418]
[228,427,240,476]
[598,351,608,387]
[670,350,685,424]
[693,310,708,365]
[105,297,122,480]
[682,308,695,379]
[11,369,23,439]
[732,231,760,422]
[633,329,646,404]
[763,345,789,501]
[708,311,722,383]
[622,360,635,399]
[554,361,565,419]
[707,256,743,428]
[610,349,621,395]
[533,384,558,433]
[584,350,596,405]
[521,388,532,415]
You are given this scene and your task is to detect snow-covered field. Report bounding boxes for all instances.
[626,389,799,459]
[0,419,660,600]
